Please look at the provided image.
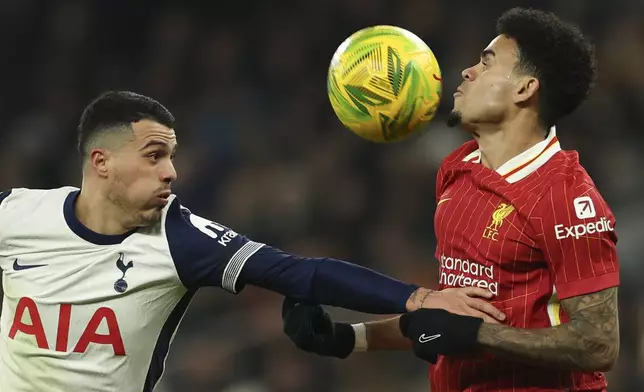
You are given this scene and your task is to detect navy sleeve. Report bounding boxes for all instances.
[165,198,264,293]
[238,245,419,314]
[165,197,418,314]
[0,190,11,206]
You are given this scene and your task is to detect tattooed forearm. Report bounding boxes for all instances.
[405,288,433,311]
[477,287,619,371]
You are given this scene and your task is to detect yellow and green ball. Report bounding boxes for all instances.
[328,25,442,143]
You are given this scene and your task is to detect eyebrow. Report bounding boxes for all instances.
[481,49,496,60]
[140,140,178,153]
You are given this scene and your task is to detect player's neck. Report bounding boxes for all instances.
[75,185,135,236]
[473,118,546,171]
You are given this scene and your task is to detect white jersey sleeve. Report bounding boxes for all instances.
[0,188,44,251]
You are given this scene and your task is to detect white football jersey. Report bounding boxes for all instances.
[0,187,264,392]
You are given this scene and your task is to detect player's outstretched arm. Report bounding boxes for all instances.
[241,245,429,314]
[400,287,619,371]
[168,200,505,316]
[476,287,619,371]
[282,287,505,359]
[167,200,430,315]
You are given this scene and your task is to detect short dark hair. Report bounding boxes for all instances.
[496,8,596,127]
[77,91,175,163]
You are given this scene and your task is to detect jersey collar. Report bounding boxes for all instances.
[64,190,137,245]
[462,126,561,183]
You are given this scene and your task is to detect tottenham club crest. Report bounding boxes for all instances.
[114,252,134,293]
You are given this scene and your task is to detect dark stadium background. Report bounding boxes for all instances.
[0,0,642,390]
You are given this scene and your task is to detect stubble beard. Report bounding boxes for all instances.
[107,178,162,229]
[446,110,462,128]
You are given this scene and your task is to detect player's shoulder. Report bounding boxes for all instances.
[532,150,612,214]
[160,193,253,290]
[162,194,190,225]
[435,140,479,198]
[161,194,237,243]
[439,139,479,170]
[0,186,78,213]
[0,187,78,245]
[539,150,598,194]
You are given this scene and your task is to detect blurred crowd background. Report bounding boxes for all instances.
[0,0,642,391]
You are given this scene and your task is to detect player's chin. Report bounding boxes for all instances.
[139,209,163,226]
[140,200,165,219]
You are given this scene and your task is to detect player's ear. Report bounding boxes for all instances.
[89,148,109,178]
[513,76,539,105]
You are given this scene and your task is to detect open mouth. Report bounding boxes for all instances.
[156,191,171,205]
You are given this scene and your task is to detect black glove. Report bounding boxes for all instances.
[282,297,355,359]
[399,309,483,364]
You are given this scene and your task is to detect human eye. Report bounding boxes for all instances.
[146,151,162,162]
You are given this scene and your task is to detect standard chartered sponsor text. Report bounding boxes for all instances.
[439,254,498,295]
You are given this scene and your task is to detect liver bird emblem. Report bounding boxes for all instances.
[489,203,515,231]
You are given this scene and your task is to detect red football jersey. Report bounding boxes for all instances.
[430,128,619,392]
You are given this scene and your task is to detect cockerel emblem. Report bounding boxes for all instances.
[114,252,134,293]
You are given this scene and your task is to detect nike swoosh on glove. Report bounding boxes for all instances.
[399,308,483,364]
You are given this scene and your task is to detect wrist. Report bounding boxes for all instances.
[351,322,368,352]
[405,287,434,311]
[331,323,357,359]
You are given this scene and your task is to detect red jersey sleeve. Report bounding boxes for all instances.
[532,175,619,300]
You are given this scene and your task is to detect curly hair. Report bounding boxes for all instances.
[496,8,596,127]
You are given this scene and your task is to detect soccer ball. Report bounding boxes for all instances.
[327,25,442,143]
